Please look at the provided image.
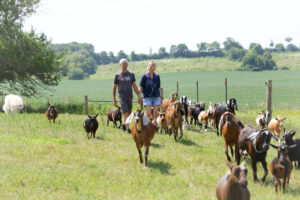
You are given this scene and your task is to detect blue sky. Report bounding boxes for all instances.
[24,0,300,54]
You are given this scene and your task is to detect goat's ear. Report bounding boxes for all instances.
[282,118,287,121]
[283,128,287,135]
[88,115,91,118]
[270,143,278,149]
[227,161,233,171]
[290,130,296,137]
[95,114,98,118]
[54,103,56,106]
[48,102,50,106]
[275,118,278,121]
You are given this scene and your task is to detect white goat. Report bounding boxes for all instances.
[2,94,24,114]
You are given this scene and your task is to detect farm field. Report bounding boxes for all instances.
[0,112,300,199]
[23,68,300,112]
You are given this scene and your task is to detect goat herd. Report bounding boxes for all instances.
[2,93,300,199]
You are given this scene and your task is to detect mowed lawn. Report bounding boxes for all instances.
[1,112,300,199]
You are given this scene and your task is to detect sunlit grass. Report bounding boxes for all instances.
[0,111,300,199]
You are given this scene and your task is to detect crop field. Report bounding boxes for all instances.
[21,68,300,113]
[0,111,300,199]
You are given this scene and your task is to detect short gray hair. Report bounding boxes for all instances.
[119,58,128,65]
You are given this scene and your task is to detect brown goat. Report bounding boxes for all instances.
[131,109,156,169]
[107,106,122,128]
[161,92,178,112]
[269,141,295,193]
[198,111,208,131]
[219,112,241,164]
[165,101,184,141]
[45,103,58,123]
[207,102,216,128]
[216,161,250,200]
[156,112,168,134]
[268,117,286,138]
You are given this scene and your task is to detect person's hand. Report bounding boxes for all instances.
[113,99,117,107]
[138,96,142,104]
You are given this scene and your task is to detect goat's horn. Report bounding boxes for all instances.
[271,132,279,142]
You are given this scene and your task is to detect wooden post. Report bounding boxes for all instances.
[266,80,272,122]
[196,80,199,103]
[85,95,88,115]
[160,88,163,100]
[176,81,179,99]
[225,78,228,103]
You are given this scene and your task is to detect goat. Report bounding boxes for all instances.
[45,103,58,123]
[255,111,272,130]
[156,112,168,134]
[214,98,238,136]
[190,102,205,126]
[239,126,278,183]
[2,94,23,114]
[219,112,241,164]
[268,117,286,138]
[165,101,184,141]
[107,106,122,128]
[198,111,208,132]
[180,96,190,125]
[131,109,156,169]
[83,114,99,138]
[269,141,296,193]
[161,92,178,112]
[282,129,300,168]
[207,102,216,128]
[216,161,250,200]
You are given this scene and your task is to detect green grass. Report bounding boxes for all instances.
[0,111,300,199]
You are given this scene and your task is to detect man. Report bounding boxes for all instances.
[113,59,142,133]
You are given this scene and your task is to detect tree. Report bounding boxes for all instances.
[176,43,190,57]
[0,0,63,96]
[286,44,299,52]
[158,47,168,58]
[285,36,292,44]
[275,43,285,52]
[249,43,264,55]
[197,42,207,51]
[117,50,128,61]
[227,48,246,61]
[240,51,276,71]
[130,51,139,61]
[223,37,243,51]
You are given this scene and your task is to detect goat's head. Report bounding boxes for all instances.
[227,98,238,111]
[283,129,296,145]
[48,103,57,116]
[171,92,178,100]
[275,117,286,127]
[223,112,235,127]
[134,109,144,132]
[116,106,122,118]
[270,140,296,168]
[180,96,188,104]
[158,112,166,122]
[88,114,98,120]
[227,161,248,187]
[257,130,276,152]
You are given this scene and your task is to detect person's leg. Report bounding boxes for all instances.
[145,106,152,120]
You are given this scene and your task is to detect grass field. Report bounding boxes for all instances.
[1,111,300,199]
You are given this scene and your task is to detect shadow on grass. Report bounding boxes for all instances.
[94,136,104,140]
[150,143,162,148]
[178,137,199,146]
[148,160,172,175]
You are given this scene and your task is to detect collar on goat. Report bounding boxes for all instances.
[247,130,268,154]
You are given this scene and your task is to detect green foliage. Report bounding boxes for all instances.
[275,43,285,52]
[117,50,128,61]
[227,47,246,61]
[285,36,293,43]
[249,43,264,55]
[223,37,243,51]
[286,43,299,52]
[0,0,63,96]
[240,50,276,71]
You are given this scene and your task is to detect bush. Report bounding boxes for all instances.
[281,66,289,70]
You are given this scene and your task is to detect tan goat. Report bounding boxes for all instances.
[161,92,178,112]
[268,117,286,138]
[165,101,184,141]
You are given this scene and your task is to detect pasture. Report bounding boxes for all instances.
[0,111,300,199]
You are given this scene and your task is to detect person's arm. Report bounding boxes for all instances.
[133,82,142,104]
[113,84,117,106]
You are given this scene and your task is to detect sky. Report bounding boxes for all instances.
[24,0,300,54]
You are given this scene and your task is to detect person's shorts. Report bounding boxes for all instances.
[120,98,133,114]
[143,97,161,106]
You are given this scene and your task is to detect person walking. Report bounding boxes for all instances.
[113,58,142,133]
[139,60,162,123]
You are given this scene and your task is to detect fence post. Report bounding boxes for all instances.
[266,80,272,122]
[85,95,88,115]
[225,78,228,103]
[176,81,179,98]
[196,80,199,103]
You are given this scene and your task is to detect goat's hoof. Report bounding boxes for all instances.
[143,166,147,170]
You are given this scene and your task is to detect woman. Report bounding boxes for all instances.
[139,60,162,122]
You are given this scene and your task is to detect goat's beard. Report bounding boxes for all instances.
[136,123,142,132]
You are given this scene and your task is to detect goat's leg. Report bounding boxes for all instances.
[118,119,122,128]
[137,147,143,164]
[260,160,268,184]
[144,146,149,169]
[216,119,219,136]
[93,131,96,138]
[274,177,279,192]
[225,144,231,162]
[173,127,178,141]
[53,118,56,123]
[179,125,183,139]
[107,119,109,126]
[235,145,241,165]
[251,159,259,182]
[286,173,291,189]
